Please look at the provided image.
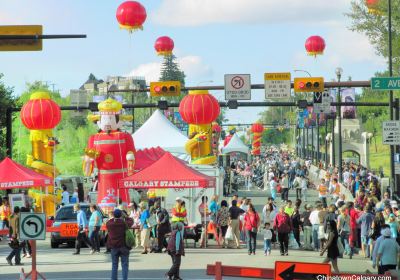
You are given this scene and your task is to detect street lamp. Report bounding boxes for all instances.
[335,67,343,182]
[294,69,312,77]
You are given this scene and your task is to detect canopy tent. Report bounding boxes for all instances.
[135,147,166,171]
[0,157,52,190]
[132,110,188,155]
[119,152,215,189]
[221,134,250,154]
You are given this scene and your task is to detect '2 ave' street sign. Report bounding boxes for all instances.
[371,77,400,90]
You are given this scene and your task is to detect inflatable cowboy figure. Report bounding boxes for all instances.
[83,98,136,206]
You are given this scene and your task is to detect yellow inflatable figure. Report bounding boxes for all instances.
[20,91,62,215]
[179,90,221,165]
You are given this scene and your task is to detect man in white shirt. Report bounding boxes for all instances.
[309,204,321,251]
[61,185,70,205]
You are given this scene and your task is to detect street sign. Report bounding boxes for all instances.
[224,74,251,100]
[383,121,400,145]
[275,261,331,280]
[371,77,400,90]
[313,90,330,114]
[264,72,291,99]
[20,213,46,240]
[0,25,43,51]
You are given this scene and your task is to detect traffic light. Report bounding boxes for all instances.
[150,81,181,97]
[294,77,324,93]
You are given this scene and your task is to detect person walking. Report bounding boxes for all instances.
[166,222,185,280]
[73,203,92,255]
[244,203,260,255]
[320,220,340,273]
[372,225,390,274]
[6,206,22,266]
[216,200,230,248]
[310,204,321,251]
[0,198,10,240]
[106,208,133,280]
[209,195,220,246]
[281,173,289,202]
[317,179,328,208]
[261,222,273,256]
[291,206,302,249]
[139,203,151,254]
[61,185,69,205]
[337,206,351,256]
[89,204,102,254]
[376,228,400,274]
[301,204,313,250]
[129,202,141,248]
[228,200,245,249]
[357,204,374,258]
[154,202,171,253]
[274,206,293,256]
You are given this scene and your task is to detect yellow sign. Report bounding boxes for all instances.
[0,25,43,51]
[154,189,168,197]
[264,72,291,99]
[264,72,291,80]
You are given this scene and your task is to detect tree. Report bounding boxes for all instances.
[0,74,16,159]
[346,0,400,74]
[159,55,186,86]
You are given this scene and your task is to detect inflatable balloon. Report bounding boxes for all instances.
[84,99,136,207]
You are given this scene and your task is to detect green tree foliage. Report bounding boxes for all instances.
[0,74,16,159]
[346,0,400,73]
[159,55,186,86]
[262,128,291,145]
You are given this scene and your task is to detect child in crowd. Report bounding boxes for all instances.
[261,222,273,256]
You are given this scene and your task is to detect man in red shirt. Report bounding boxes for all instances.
[347,202,360,259]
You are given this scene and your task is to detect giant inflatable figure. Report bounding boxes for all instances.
[20,91,61,216]
[179,90,220,165]
[84,99,136,207]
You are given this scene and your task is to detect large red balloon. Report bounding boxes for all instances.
[20,92,61,130]
[179,91,220,125]
[116,1,147,32]
[305,35,326,57]
[154,36,174,56]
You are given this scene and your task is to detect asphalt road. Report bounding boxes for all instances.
[0,189,389,280]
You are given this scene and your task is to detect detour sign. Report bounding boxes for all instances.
[275,261,331,280]
[60,223,79,237]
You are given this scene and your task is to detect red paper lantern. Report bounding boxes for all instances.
[116,1,147,32]
[365,0,382,14]
[305,35,326,57]
[179,90,220,124]
[20,92,61,130]
[251,122,264,133]
[212,122,222,133]
[154,36,174,56]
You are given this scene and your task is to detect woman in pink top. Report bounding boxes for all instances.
[244,203,260,255]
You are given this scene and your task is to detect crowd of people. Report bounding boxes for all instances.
[1,147,399,278]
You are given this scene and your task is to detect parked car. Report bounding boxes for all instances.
[50,203,108,248]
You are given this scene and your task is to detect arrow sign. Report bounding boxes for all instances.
[279,264,320,280]
[27,220,38,233]
[275,261,331,280]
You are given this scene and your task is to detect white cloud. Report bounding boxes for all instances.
[128,62,161,83]
[152,0,349,27]
[128,55,213,83]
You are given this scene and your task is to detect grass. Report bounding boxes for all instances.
[369,134,390,175]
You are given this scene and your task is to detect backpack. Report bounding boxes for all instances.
[124,221,136,249]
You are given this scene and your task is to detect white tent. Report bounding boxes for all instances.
[222,134,250,154]
[132,110,189,156]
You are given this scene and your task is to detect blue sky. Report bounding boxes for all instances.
[0,0,386,123]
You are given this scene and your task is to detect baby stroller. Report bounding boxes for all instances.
[183,224,202,248]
